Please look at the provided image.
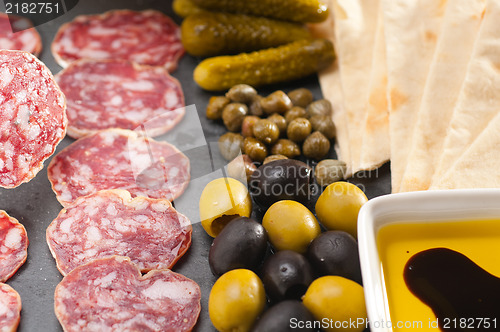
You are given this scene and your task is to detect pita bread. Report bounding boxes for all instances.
[309,0,351,169]
[383,0,447,192]
[359,4,390,171]
[399,0,486,192]
[431,0,500,185]
[430,108,500,189]
[331,0,379,176]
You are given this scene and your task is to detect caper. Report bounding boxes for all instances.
[263,154,288,164]
[241,115,260,138]
[243,137,268,162]
[226,84,257,104]
[227,154,257,184]
[249,95,264,117]
[260,90,293,115]
[253,119,280,145]
[288,88,314,108]
[314,159,347,187]
[270,139,301,159]
[222,103,248,132]
[218,132,244,161]
[303,131,330,160]
[267,113,287,137]
[206,96,230,120]
[285,106,307,124]
[306,99,332,118]
[287,118,312,143]
[309,115,336,139]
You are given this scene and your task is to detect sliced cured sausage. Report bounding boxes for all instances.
[47,189,192,275]
[0,13,42,56]
[52,10,184,72]
[0,283,22,332]
[56,59,185,138]
[0,210,28,282]
[54,256,201,332]
[47,129,190,206]
[0,50,67,188]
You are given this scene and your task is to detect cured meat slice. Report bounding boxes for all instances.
[0,50,67,188]
[0,13,42,56]
[0,283,22,332]
[56,59,185,139]
[54,256,201,332]
[0,211,28,282]
[47,189,192,275]
[52,10,184,72]
[47,129,190,206]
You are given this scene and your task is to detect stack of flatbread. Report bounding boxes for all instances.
[314,0,500,192]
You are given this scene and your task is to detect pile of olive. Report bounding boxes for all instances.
[201,176,370,332]
[211,84,336,165]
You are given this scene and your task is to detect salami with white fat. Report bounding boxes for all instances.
[52,10,184,72]
[0,50,67,188]
[0,211,27,282]
[56,59,185,139]
[47,189,192,275]
[0,13,42,56]
[54,256,201,332]
[0,283,21,332]
[48,129,190,206]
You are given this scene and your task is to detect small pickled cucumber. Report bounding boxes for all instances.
[172,0,206,18]
[194,39,335,91]
[181,12,311,57]
[191,0,329,23]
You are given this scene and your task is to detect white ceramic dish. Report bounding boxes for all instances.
[357,189,500,332]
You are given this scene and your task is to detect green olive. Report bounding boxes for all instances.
[199,177,252,238]
[209,269,266,332]
[249,95,264,117]
[260,90,293,115]
[253,119,280,145]
[263,154,288,164]
[262,200,321,253]
[267,113,287,137]
[309,115,336,139]
[270,139,301,158]
[306,99,332,118]
[285,106,307,124]
[206,96,230,120]
[223,103,248,132]
[287,118,312,143]
[303,276,367,332]
[243,137,268,162]
[218,132,244,161]
[288,88,314,108]
[241,115,260,138]
[303,131,330,160]
[227,154,257,184]
[314,159,347,187]
[226,84,257,104]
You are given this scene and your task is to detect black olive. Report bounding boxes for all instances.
[307,231,363,284]
[252,300,317,332]
[260,250,314,302]
[209,217,268,277]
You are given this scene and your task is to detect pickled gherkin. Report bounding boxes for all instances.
[172,0,206,18]
[181,12,311,57]
[194,39,335,91]
[191,0,329,23]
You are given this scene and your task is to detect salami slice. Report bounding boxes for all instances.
[47,129,190,206]
[0,283,21,332]
[56,59,185,139]
[0,13,42,56]
[0,211,27,282]
[0,50,67,188]
[54,256,201,332]
[47,189,192,276]
[52,10,184,72]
